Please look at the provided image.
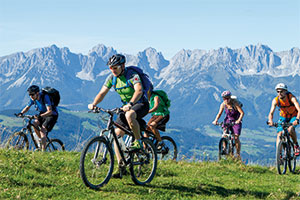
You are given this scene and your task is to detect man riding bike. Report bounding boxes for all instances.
[147,91,170,144]
[18,85,59,150]
[267,83,300,156]
[88,54,150,178]
[212,90,244,159]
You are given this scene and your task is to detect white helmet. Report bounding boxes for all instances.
[275,83,288,91]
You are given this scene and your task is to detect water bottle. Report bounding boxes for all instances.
[33,132,41,148]
[118,136,127,152]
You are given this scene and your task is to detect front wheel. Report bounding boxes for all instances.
[155,136,177,161]
[288,142,297,173]
[276,140,288,174]
[45,139,65,152]
[218,138,229,161]
[129,138,157,185]
[6,131,29,150]
[79,136,114,190]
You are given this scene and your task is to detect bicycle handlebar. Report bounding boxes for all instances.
[267,121,293,128]
[88,107,121,115]
[215,122,235,127]
[14,113,35,120]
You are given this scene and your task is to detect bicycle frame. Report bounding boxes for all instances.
[16,115,53,149]
[93,108,140,167]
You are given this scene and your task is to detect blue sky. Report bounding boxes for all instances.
[0,0,299,59]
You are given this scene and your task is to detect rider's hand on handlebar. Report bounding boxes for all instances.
[16,113,23,117]
[88,104,96,110]
[122,104,132,112]
[212,120,218,125]
[267,121,274,126]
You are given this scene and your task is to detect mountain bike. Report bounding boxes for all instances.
[79,107,157,190]
[268,122,297,174]
[215,122,236,161]
[143,124,177,161]
[6,114,65,152]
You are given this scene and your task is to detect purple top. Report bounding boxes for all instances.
[224,105,240,122]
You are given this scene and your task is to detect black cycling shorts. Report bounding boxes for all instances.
[115,101,149,129]
[38,115,58,132]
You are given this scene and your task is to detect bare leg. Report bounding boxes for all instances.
[114,128,125,165]
[148,122,162,142]
[234,135,241,159]
[125,110,140,140]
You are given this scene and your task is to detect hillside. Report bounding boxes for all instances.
[0,108,278,164]
[0,149,299,199]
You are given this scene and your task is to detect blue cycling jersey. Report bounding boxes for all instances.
[27,93,58,115]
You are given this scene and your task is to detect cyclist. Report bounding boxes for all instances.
[267,83,300,156]
[88,54,149,178]
[212,90,244,159]
[146,91,170,146]
[17,85,58,150]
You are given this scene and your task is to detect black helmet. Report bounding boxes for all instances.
[107,54,126,67]
[27,85,40,94]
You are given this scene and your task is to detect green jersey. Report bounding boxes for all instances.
[104,72,142,103]
[150,94,170,116]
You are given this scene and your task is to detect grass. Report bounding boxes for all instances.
[1,149,300,199]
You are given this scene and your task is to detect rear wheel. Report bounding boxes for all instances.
[45,139,65,152]
[276,140,288,174]
[155,136,177,161]
[6,131,29,150]
[129,138,157,185]
[218,138,229,161]
[80,136,114,189]
[288,142,297,173]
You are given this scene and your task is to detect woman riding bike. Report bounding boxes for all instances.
[212,90,244,160]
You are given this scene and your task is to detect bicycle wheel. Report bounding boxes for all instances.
[6,131,29,150]
[155,136,177,161]
[45,139,65,152]
[79,136,114,189]
[276,140,288,174]
[129,138,157,185]
[288,142,297,173]
[218,138,229,161]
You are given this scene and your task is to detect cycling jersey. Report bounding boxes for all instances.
[27,93,58,115]
[149,94,170,116]
[104,69,147,104]
[275,93,298,118]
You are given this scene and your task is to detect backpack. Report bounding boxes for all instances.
[41,87,60,107]
[152,90,171,108]
[231,95,243,108]
[112,66,153,100]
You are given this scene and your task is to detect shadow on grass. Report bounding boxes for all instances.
[129,182,272,199]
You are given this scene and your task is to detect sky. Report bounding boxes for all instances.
[0,0,299,59]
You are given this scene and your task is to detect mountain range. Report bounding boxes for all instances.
[1,44,300,130]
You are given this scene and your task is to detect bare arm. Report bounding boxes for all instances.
[268,98,277,126]
[291,96,300,125]
[130,82,143,104]
[40,105,53,117]
[212,103,225,124]
[20,106,31,114]
[235,103,244,124]
[88,86,110,109]
[149,96,160,113]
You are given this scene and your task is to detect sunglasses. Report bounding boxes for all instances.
[276,90,285,94]
[29,93,36,96]
[109,65,121,70]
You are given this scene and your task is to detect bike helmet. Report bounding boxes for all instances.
[275,83,288,91]
[107,54,126,67]
[27,85,40,94]
[221,90,231,98]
